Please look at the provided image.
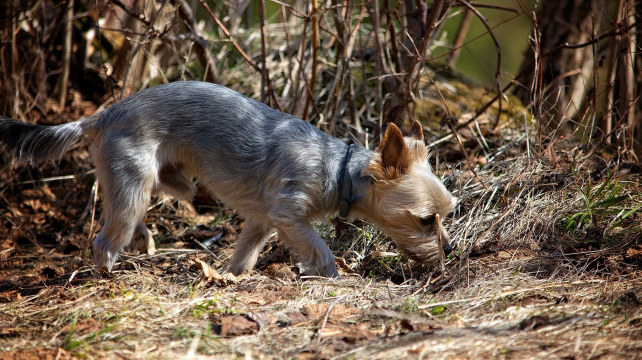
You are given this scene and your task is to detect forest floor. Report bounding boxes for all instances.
[1,102,641,360]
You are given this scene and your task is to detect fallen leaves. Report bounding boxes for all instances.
[193,258,236,287]
[263,262,296,280]
[220,315,259,336]
[626,245,642,259]
[302,303,361,321]
[0,290,22,303]
[0,347,72,360]
[0,239,15,260]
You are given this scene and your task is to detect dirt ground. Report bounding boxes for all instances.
[1,110,641,359]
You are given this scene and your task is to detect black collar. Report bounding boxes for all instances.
[339,143,354,219]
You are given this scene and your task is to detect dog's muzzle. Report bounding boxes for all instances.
[443,243,453,257]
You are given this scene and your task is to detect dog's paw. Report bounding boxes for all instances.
[228,262,249,276]
[93,243,119,273]
[298,261,340,278]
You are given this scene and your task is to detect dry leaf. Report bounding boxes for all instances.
[220,315,259,336]
[193,258,234,286]
[0,290,22,303]
[245,312,271,330]
[335,257,357,274]
[546,141,557,168]
[302,303,361,322]
[626,245,642,259]
[319,323,375,343]
[263,263,296,280]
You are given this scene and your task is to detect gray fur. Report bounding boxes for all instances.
[0,116,84,165]
[0,81,456,277]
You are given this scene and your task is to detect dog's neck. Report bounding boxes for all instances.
[333,142,373,217]
[338,144,354,218]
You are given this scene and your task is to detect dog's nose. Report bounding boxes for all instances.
[443,243,453,257]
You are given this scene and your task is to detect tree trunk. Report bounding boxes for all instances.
[383,0,453,128]
[514,0,603,137]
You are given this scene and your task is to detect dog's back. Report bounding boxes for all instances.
[2,82,342,205]
[88,82,345,212]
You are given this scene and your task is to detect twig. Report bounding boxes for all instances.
[302,0,319,121]
[603,0,625,145]
[258,0,269,103]
[317,295,344,343]
[406,0,452,102]
[110,0,151,25]
[448,7,473,69]
[88,179,100,240]
[423,66,488,190]
[544,20,639,53]
[289,20,308,116]
[193,239,220,260]
[17,170,96,185]
[171,0,220,84]
[197,0,282,110]
[327,4,366,134]
[175,258,199,279]
[198,0,260,73]
[57,0,73,110]
[457,0,502,129]
[452,2,519,13]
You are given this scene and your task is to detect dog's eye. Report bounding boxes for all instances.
[420,215,436,226]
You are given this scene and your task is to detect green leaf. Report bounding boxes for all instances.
[597,195,628,208]
[430,305,446,315]
[607,203,642,233]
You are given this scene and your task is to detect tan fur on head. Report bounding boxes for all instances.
[357,121,457,266]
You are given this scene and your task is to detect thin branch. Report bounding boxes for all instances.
[457,0,502,129]
[302,0,319,121]
[171,0,220,84]
[57,0,73,110]
[198,0,261,73]
[452,2,519,13]
[258,0,269,103]
[546,20,639,53]
[109,0,151,25]
[447,7,473,68]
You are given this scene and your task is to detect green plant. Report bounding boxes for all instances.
[395,297,420,315]
[64,313,116,353]
[430,305,446,316]
[562,172,641,237]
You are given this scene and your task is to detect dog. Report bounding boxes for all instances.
[0,81,457,277]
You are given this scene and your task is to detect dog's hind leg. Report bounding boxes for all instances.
[93,192,150,271]
[228,220,272,276]
[91,137,156,272]
[125,221,156,256]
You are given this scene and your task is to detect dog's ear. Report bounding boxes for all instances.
[409,120,424,141]
[378,123,411,177]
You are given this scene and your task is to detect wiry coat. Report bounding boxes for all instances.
[0,81,456,277]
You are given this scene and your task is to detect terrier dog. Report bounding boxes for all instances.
[0,81,457,277]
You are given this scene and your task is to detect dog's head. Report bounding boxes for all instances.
[357,121,457,265]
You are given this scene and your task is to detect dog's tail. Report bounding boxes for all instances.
[0,116,96,165]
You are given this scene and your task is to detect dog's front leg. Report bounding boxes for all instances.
[272,221,339,278]
[228,220,273,276]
